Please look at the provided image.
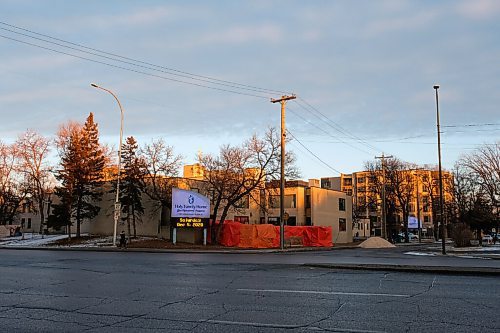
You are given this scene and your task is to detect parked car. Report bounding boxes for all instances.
[398,232,419,241]
[482,235,493,245]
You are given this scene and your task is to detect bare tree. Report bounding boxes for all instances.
[454,142,500,238]
[0,141,27,225]
[461,142,499,217]
[16,129,53,234]
[386,158,416,242]
[139,138,183,237]
[364,158,415,242]
[199,128,298,243]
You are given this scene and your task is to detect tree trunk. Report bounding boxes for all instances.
[159,202,169,238]
[216,205,231,244]
[38,200,45,235]
[132,207,137,238]
[211,199,221,244]
[76,195,82,238]
[127,209,131,241]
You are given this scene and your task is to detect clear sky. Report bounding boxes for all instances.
[1,0,499,180]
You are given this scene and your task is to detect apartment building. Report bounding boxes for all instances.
[322,169,453,238]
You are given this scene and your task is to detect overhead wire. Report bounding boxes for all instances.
[287,105,372,155]
[0,21,297,99]
[0,33,270,99]
[295,97,382,153]
[286,130,343,174]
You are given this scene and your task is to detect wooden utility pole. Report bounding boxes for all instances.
[271,95,296,250]
[375,153,393,239]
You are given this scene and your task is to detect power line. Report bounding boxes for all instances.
[0,21,292,97]
[287,105,372,155]
[286,130,343,174]
[295,97,382,153]
[0,33,269,99]
[442,123,500,128]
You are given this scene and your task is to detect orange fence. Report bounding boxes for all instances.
[217,222,332,248]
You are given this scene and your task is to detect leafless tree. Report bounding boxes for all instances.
[454,142,500,237]
[16,129,53,234]
[139,138,183,236]
[0,141,27,225]
[199,127,298,243]
[461,142,499,216]
[365,158,416,242]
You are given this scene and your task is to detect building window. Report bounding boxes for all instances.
[424,215,430,223]
[234,195,249,209]
[234,216,249,224]
[269,195,296,209]
[268,217,279,225]
[346,189,352,196]
[339,218,347,232]
[21,218,26,228]
[27,218,32,229]
[339,198,346,211]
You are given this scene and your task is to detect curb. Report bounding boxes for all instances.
[0,245,360,254]
[303,263,500,276]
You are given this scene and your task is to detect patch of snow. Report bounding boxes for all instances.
[0,233,69,247]
[404,251,436,256]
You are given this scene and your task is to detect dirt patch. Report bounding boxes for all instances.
[359,237,396,249]
[51,236,94,246]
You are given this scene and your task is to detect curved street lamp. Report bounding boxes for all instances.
[91,83,124,247]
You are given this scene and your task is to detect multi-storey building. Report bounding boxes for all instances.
[72,164,353,244]
[322,169,453,239]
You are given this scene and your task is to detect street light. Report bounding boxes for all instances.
[91,83,124,247]
[434,84,446,255]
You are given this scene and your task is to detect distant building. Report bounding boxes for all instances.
[322,169,453,238]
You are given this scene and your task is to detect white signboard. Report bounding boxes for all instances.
[172,188,210,218]
[408,216,421,229]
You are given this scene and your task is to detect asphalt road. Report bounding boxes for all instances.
[1,249,499,332]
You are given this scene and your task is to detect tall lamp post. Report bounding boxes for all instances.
[91,83,124,247]
[434,84,446,255]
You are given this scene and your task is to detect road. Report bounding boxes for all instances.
[1,249,499,332]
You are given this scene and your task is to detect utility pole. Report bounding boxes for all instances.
[375,153,393,240]
[434,85,446,255]
[271,94,296,250]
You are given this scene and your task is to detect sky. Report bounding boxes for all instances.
[1,0,499,180]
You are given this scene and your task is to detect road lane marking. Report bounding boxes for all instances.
[237,288,409,297]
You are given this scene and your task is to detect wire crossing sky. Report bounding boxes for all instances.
[1,1,499,179]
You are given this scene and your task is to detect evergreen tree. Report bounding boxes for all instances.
[119,136,144,238]
[52,113,105,237]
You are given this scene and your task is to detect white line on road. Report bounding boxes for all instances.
[237,288,409,297]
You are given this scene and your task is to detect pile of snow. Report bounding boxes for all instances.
[359,237,396,249]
